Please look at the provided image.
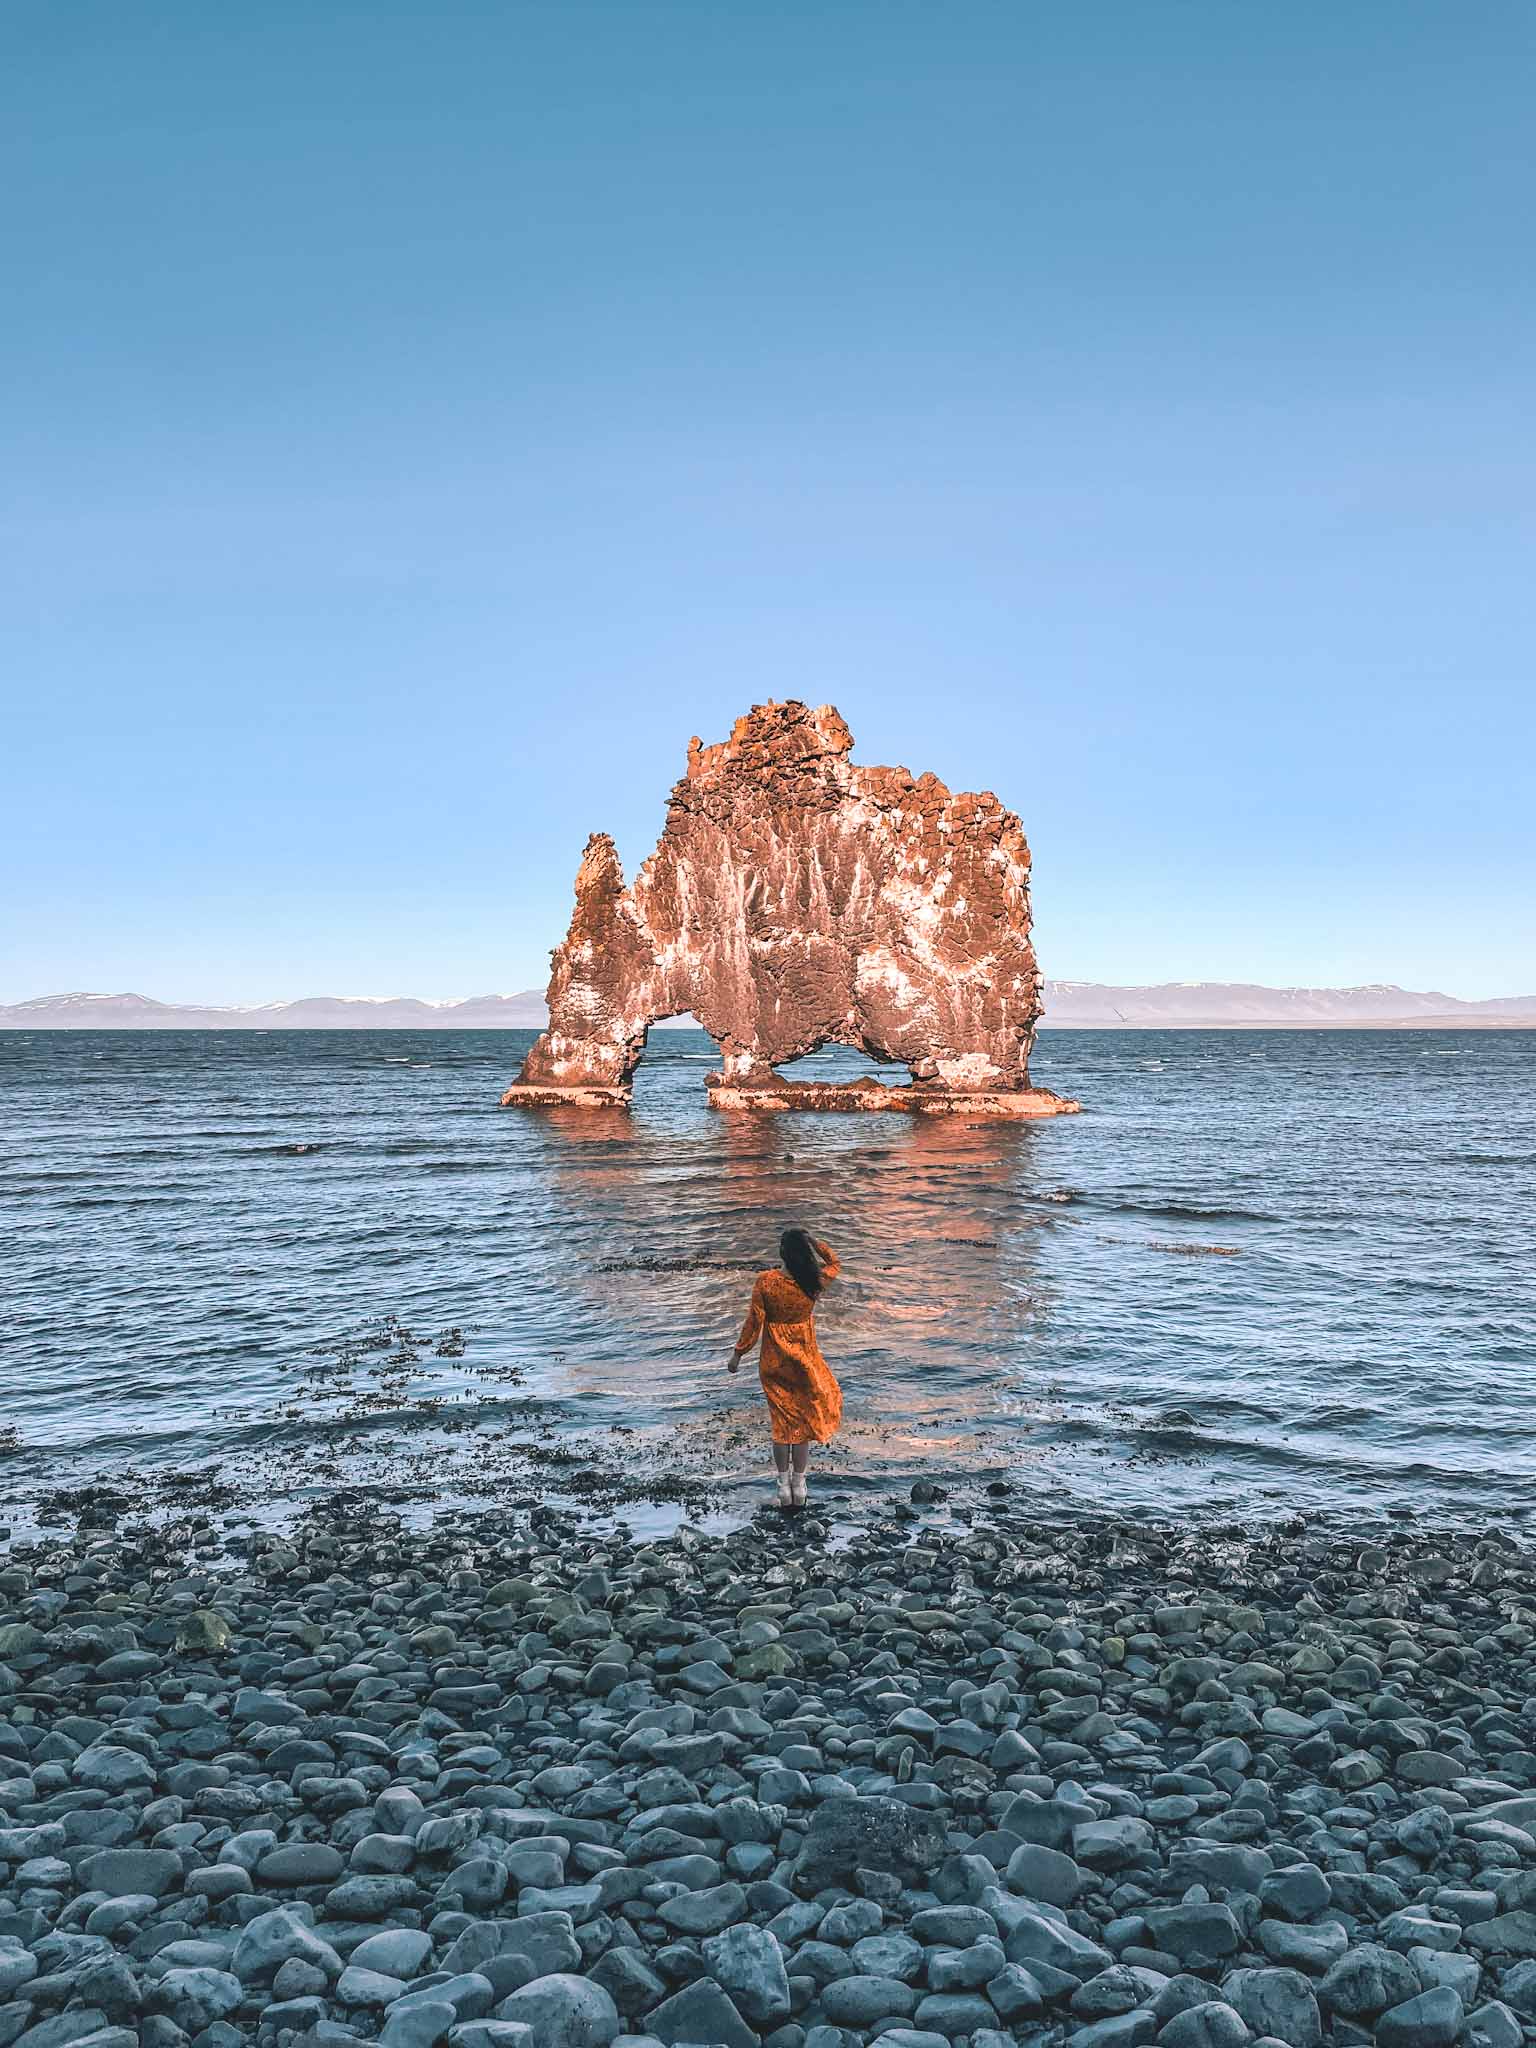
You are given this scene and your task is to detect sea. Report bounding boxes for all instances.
[2,1028,1533,1537]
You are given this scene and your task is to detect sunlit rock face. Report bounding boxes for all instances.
[505,700,1078,1116]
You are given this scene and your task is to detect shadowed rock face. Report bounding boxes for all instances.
[507,700,1076,1114]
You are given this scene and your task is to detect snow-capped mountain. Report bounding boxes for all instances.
[1037,981,1536,1026]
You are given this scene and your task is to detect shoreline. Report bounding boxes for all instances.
[8,1421,1531,1558]
[1,1495,1532,2048]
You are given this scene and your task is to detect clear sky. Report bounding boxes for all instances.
[4,1,1534,1004]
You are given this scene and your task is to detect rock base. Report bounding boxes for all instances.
[706,1076,1082,1116]
[503,1075,1082,1116]
[500,1082,632,1108]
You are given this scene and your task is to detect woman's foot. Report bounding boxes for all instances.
[775,1471,794,1512]
[790,1469,808,1510]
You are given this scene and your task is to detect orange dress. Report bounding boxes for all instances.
[735,1241,843,1445]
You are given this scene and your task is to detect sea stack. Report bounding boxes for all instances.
[504,700,1079,1116]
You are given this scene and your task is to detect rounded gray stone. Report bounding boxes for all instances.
[79,1848,182,1899]
[1007,1842,1088,1905]
[256,1842,345,1885]
[1222,1968,1322,2048]
[794,1795,948,1892]
[350,1928,435,1978]
[155,1966,243,2032]
[819,1974,919,2026]
[495,1972,619,2048]
[1160,2000,1252,2048]
[701,1922,790,2026]
[1319,1944,1420,2020]
[1376,1988,1465,2048]
[645,1977,757,2048]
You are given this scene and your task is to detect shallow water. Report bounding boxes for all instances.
[1,1027,1532,1529]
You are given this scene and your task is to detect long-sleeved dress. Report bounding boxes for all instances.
[734,1240,843,1445]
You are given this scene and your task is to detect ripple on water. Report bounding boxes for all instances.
[0,1025,1532,1526]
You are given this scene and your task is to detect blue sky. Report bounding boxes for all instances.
[4,1,1534,1003]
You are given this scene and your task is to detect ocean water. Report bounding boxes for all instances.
[1,1027,1533,1533]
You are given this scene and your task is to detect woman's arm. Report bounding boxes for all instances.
[812,1238,840,1283]
[729,1278,764,1372]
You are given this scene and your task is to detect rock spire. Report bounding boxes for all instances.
[504,700,1078,1116]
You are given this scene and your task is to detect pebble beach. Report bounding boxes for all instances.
[2,1495,1533,2048]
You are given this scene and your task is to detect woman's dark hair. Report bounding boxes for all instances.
[780,1227,823,1298]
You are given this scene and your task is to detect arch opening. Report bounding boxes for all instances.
[773,1040,911,1090]
[627,1013,722,1102]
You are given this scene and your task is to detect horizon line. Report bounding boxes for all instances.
[5,975,1536,1009]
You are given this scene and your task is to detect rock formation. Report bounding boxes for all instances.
[504,700,1079,1116]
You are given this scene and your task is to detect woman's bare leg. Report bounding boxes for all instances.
[789,1441,809,1507]
[773,1442,793,1509]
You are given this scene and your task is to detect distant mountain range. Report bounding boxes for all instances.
[0,991,555,1030]
[1039,982,1536,1027]
[3,983,1534,1030]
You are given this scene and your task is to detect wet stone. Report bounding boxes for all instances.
[77,1851,181,1900]
[655,1880,746,1936]
[379,1999,456,2048]
[1071,2012,1160,2048]
[794,1797,947,1893]
[1008,1842,1087,1904]
[1143,1905,1243,1969]
[154,1964,243,2031]
[335,1963,406,2007]
[256,1845,345,1887]
[1221,1968,1323,2048]
[1320,1943,1422,2018]
[1258,1920,1349,1973]
[1376,1986,1466,2048]
[1159,1999,1252,2048]
[819,1973,919,2026]
[395,1972,494,2020]
[489,1972,619,2048]
[645,1976,757,2048]
[1075,1818,1157,1870]
[700,1922,790,2025]
[1464,2008,1524,2048]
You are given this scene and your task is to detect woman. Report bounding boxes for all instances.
[728,1227,841,1511]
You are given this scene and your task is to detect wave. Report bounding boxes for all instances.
[1295,1401,1379,1428]
[1048,1405,1536,1492]
[1148,1241,1241,1256]
[1095,1199,1277,1224]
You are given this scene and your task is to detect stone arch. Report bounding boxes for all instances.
[623,1010,722,1100]
[769,1026,912,1087]
[503,703,1080,1120]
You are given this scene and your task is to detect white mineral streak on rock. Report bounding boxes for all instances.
[934,1052,1000,1086]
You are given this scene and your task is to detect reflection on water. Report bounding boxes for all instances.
[1,1025,1533,1527]
[537,1062,1050,1493]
